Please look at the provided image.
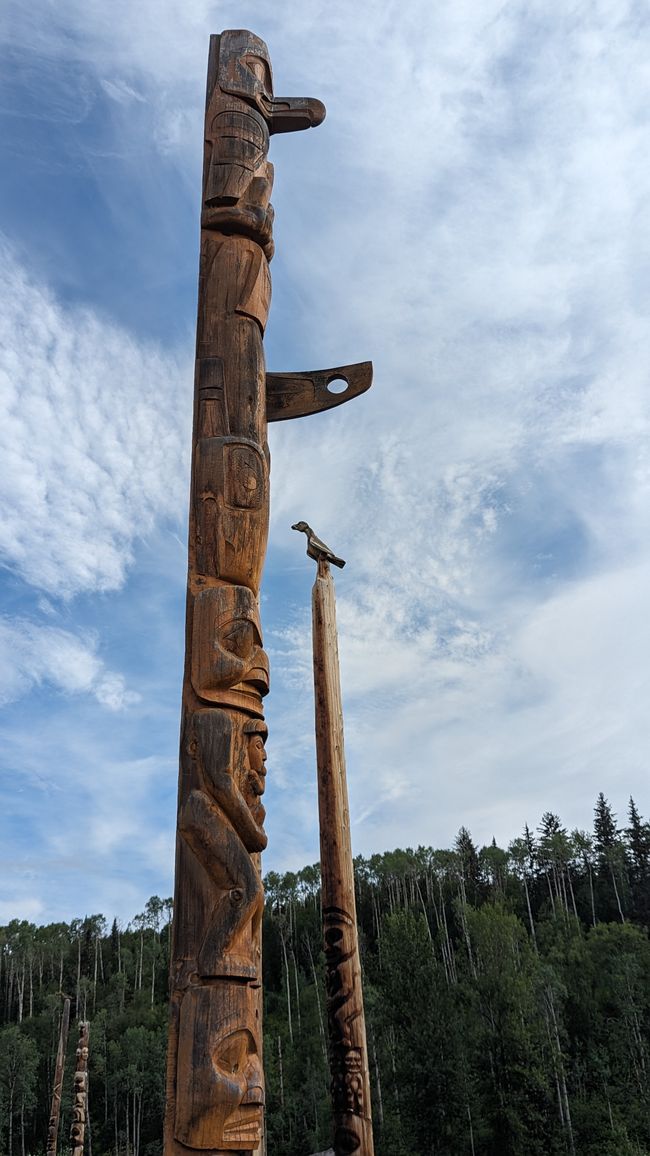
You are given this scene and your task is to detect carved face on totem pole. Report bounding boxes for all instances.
[70,1060,88,1155]
[165,29,333,1156]
[175,711,268,984]
[175,985,264,1151]
[243,719,267,829]
[214,30,325,135]
[191,585,269,710]
[203,30,325,257]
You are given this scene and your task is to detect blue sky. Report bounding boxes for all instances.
[1,0,650,925]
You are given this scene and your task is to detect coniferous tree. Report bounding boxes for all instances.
[593,794,627,923]
[455,826,482,905]
[625,797,650,923]
[1,800,649,1156]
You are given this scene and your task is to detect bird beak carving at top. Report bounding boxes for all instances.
[204,30,372,415]
[216,29,326,134]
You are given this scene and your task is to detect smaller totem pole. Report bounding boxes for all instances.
[70,1022,90,1156]
[46,996,71,1156]
[293,523,374,1155]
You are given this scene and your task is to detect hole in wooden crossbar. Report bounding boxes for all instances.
[326,377,348,395]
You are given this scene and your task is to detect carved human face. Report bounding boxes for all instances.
[192,586,270,705]
[213,1027,264,1147]
[246,733,267,794]
[244,730,267,831]
[175,986,264,1150]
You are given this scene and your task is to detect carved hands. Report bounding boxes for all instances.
[202,192,275,261]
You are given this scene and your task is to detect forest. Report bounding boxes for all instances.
[1,792,649,1156]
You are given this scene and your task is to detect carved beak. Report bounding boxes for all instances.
[258,95,326,134]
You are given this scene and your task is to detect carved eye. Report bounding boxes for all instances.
[242,53,271,93]
[215,1032,249,1077]
[221,621,253,657]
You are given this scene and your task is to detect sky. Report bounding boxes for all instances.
[1,0,650,927]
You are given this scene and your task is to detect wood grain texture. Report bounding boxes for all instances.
[267,362,373,422]
[46,997,70,1156]
[69,1021,89,1156]
[312,560,374,1156]
[166,28,372,1156]
[165,30,326,1156]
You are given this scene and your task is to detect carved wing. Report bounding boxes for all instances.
[266,361,373,422]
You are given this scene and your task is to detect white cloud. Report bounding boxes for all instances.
[0,896,44,922]
[80,756,171,855]
[0,699,178,923]
[0,617,140,710]
[2,0,650,919]
[0,240,191,597]
[100,78,147,105]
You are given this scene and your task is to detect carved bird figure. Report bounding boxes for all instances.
[291,521,346,568]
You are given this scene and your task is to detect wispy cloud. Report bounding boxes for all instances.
[0,617,140,709]
[1,0,649,919]
[0,896,44,922]
[0,240,191,598]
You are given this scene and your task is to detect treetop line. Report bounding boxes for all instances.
[3,22,648,1156]
[1,794,649,1155]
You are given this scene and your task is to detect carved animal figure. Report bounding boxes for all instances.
[292,521,346,568]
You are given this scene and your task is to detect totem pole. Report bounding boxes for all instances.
[165,31,372,1156]
[70,1021,90,1156]
[294,524,374,1155]
[46,996,71,1156]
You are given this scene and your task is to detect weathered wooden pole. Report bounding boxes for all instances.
[164,30,372,1156]
[70,1021,90,1156]
[296,525,374,1155]
[46,996,71,1156]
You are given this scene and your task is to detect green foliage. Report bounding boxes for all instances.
[1,796,649,1155]
[0,1025,39,1156]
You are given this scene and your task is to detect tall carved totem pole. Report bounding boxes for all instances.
[165,31,372,1156]
[70,1022,90,1156]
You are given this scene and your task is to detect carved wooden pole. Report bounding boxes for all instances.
[165,31,372,1156]
[298,527,374,1155]
[46,996,71,1156]
[70,1021,90,1156]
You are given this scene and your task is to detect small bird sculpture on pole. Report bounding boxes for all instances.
[291,521,346,568]
[293,519,374,1154]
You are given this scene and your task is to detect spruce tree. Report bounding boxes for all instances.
[625,797,650,922]
[593,792,619,852]
[593,794,626,923]
[454,826,482,903]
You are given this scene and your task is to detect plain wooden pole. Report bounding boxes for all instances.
[46,996,71,1156]
[312,557,374,1156]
